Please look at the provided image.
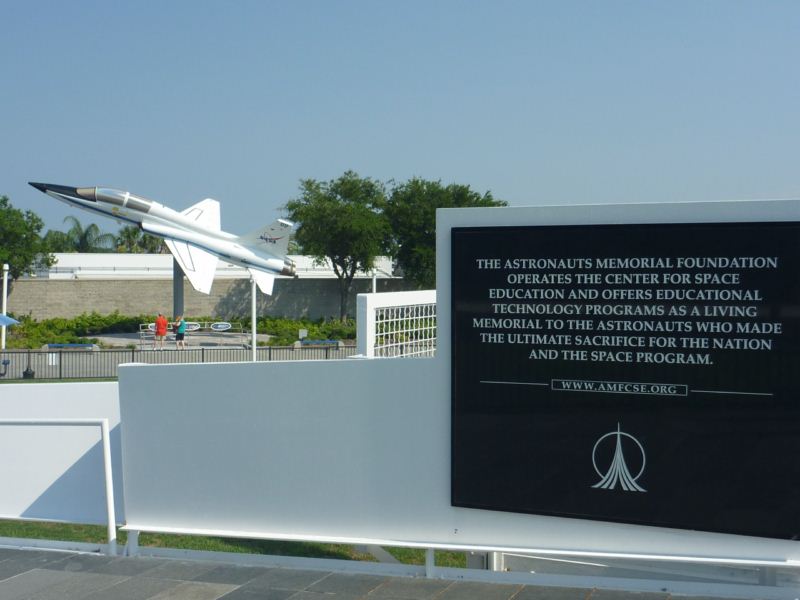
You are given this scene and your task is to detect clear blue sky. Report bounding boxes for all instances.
[2,0,799,236]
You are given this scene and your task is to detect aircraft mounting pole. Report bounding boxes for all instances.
[1,263,8,350]
[251,277,257,362]
[172,258,185,320]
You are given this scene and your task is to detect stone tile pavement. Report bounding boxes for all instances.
[0,547,770,599]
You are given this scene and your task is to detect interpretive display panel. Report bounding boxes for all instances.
[451,222,800,539]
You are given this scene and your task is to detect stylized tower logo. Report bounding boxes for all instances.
[591,423,647,492]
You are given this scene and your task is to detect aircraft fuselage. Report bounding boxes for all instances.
[30,183,295,278]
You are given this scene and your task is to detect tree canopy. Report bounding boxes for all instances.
[0,195,54,282]
[47,216,117,253]
[285,171,392,320]
[386,178,506,288]
[115,225,166,253]
[42,229,75,252]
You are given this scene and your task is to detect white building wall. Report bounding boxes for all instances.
[39,254,395,281]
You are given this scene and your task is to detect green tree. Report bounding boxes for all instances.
[42,229,75,252]
[386,178,506,288]
[59,215,116,252]
[114,225,166,253]
[287,236,302,255]
[285,171,392,320]
[140,232,167,254]
[0,195,54,284]
[115,225,144,252]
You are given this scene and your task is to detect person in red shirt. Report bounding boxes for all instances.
[154,313,168,350]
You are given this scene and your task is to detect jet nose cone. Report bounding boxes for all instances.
[28,182,85,198]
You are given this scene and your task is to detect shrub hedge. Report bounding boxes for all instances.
[3,311,356,349]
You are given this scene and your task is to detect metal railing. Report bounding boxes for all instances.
[357,290,437,358]
[0,346,357,381]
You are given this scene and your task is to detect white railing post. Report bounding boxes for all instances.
[127,530,139,557]
[251,278,257,363]
[1,263,8,350]
[100,418,117,556]
[357,293,376,358]
[425,547,436,578]
[488,551,504,571]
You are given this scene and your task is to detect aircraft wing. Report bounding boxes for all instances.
[248,268,275,295]
[164,239,219,294]
[182,198,221,231]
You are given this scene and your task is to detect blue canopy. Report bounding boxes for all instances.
[0,314,19,327]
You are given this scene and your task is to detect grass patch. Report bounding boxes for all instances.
[0,521,112,544]
[0,520,373,562]
[137,534,375,562]
[384,547,467,568]
[0,521,470,566]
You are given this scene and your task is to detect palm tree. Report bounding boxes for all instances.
[62,216,116,252]
[115,225,144,253]
[114,226,167,253]
[140,233,167,254]
[43,229,75,252]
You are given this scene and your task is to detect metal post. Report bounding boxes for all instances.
[759,566,777,586]
[425,548,435,578]
[356,293,376,358]
[172,259,184,320]
[488,551,505,571]
[127,530,139,557]
[100,419,117,556]
[251,277,257,362]
[1,263,8,350]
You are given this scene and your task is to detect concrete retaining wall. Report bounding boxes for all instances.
[8,278,413,320]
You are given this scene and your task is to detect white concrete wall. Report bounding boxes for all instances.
[117,358,799,561]
[0,382,123,524]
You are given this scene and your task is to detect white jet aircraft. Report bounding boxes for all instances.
[29,182,295,295]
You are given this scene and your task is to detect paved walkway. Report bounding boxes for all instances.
[0,547,763,600]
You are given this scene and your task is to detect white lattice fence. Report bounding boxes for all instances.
[356,290,436,358]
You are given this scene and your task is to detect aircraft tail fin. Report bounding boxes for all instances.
[248,268,275,295]
[239,219,293,257]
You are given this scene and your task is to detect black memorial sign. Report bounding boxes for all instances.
[451,222,800,540]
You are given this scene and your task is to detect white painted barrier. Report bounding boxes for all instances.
[117,358,800,565]
[0,419,118,554]
[0,382,123,525]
